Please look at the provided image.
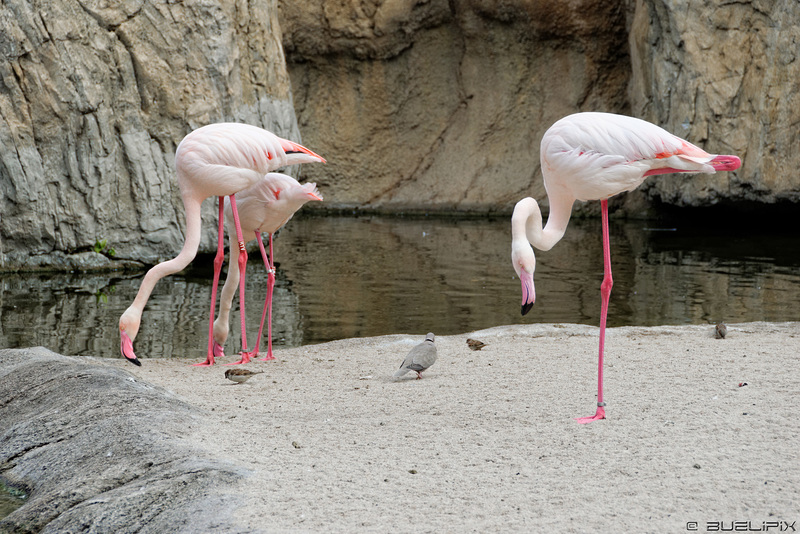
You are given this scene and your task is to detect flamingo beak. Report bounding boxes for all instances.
[284,141,326,164]
[120,331,142,366]
[520,271,535,315]
[709,154,741,172]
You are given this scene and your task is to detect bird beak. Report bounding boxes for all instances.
[120,331,142,366]
[520,270,535,315]
[709,154,741,172]
[282,140,326,164]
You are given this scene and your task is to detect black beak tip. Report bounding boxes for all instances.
[125,356,142,367]
[521,302,534,316]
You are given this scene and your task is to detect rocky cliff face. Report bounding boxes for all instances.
[0,0,302,270]
[629,0,800,208]
[281,0,630,213]
[1,0,797,271]
[282,0,800,215]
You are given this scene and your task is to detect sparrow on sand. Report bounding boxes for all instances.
[715,322,727,339]
[394,333,437,380]
[224,368,264,384]
[466,338,487,351]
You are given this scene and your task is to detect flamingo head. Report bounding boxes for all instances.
[511,241,536,315]
[267,173,322,204]
[299,182,323,202]
[280,180,322,206]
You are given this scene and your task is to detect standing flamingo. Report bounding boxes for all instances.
[201,172,322,366]
[119,123,325,366]
[511,112,741,423]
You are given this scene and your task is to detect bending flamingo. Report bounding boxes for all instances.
[510,112,741,423]
[119,123,325,366]
[201,172,322,366]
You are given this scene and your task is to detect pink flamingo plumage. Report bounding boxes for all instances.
[511,112,741,423]
[202,172,322,366]
[119,123,325,366]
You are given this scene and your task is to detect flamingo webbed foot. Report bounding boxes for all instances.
[575,405,606,424]
[120,331,142,367]
[193,341,227,367]
[226,351,256,365]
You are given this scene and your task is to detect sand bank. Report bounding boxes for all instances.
[110,322,799,532]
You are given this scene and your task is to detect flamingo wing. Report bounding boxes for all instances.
[177,124,325,197]
[541,112,738,202]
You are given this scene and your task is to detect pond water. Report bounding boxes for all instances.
[0,482,24,521]
[1,214,799,362]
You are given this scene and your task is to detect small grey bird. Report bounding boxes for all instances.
[394,333,437,379]
[715,322,727,339]
[224,368,264,384]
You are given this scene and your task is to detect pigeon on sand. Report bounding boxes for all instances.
[394,333,437,379]
[224,368,264,384]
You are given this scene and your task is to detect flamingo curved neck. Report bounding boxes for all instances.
[125,199,202,321]
[512,195,573,252]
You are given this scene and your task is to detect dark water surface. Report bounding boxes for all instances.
[1,215,799,361]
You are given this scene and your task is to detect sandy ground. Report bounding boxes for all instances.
[112,322,799,533]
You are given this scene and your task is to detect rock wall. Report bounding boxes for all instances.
[628,0,800,208]
[282,0,800,215]
[0,0,302,270]
[1,0,797,271]
[281,0,630,213]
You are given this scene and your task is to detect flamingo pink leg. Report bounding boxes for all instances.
[235,231,275,362]
[226,194,252,365]
[259,232,276,361]
[194,197,226,366]
[576,198,611,424]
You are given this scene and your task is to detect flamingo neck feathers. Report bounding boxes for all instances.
[512,195,573,252]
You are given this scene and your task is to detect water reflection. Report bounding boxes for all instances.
[1,215,798,361]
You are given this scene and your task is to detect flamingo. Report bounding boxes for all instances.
[511,112,741,423]
[202,172,322,366]
[119,123,325,366]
